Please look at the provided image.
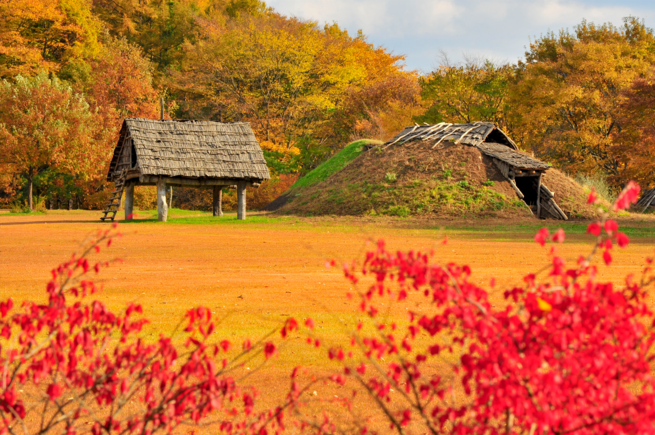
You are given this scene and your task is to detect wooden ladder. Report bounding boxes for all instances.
[100,170,127,222]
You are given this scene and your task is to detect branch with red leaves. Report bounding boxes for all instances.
[0,225,288,435]
[286,180,655,435]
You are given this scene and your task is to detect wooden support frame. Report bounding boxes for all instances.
[157,178,168,222]
[213,186,224,217]
[237,181,247,220]
[536,173,542,219]
[124,182,135,220]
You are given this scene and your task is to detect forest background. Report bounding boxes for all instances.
[1,0,655,211]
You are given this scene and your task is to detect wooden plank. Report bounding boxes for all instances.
[139,175,256,187]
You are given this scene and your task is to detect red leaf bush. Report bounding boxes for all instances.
[0,225,287,435]
[289,182,655,434]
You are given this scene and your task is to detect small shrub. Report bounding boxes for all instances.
[442,169,452,179]
[576,173,616,203]
[482,180,495,186]
[384,205,410,217]
[384,172,397,183]
[457,180,470,189]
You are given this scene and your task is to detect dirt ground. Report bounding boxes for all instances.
[2,209,655,429]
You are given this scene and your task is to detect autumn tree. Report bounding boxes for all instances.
[612,67,655,189]
[91,0,206,70]
[0,73,100,209]
[418,59,515,133]
[178,13,414,173]
[508,17,655,180]
[0,0,101,78]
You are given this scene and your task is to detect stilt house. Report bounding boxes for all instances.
[383,122,568,219]
[636,187,655,213]
[102,119,270,222]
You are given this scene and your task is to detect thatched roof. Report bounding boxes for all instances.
[382,122,550,172]
[477,142,550,171]
[384,121,518,150]
[108,119,270,181]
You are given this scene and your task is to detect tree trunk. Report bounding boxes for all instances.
[27,175,33,210]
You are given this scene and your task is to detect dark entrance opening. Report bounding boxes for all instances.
[515,176,539,206]
[131,142,137,168]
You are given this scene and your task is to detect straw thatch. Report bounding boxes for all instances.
[107,119,270,182]
[477,142,550,171]
[384,121,518,150]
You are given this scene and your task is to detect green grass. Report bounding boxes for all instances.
[445,222,655,239]
[289,139,382,191]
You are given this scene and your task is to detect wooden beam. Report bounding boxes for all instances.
[157,178,168,222]
[139,175,260,188]
[237,181,246,220]
[124,183,134,220]
[213,186,223,217]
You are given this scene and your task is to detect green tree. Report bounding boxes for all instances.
[418,59,514,132]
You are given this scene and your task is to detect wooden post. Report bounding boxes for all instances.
[237,181,246,220]
[167,186,173,209]
[124,183,134,220]
[157,178,168,222]
[536,174,542,219]
[213,186,223,217]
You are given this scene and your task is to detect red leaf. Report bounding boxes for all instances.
[604,219,618,235]
[603,250,612,265]
[587,222,602,236]
[534,228,549,247]
[617,232,630,248]
[551,228,565,243]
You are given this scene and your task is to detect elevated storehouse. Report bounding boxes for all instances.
[103,118,270,222]
[383,122,568,219]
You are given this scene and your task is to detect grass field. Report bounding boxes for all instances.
[2,209,655,414]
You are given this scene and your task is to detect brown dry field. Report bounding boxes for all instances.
[1,209,655,428]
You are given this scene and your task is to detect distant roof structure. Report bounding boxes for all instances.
[379,121,568,220]
[107,119,270,182]
[102,118,270,222]
[384,121,518,150]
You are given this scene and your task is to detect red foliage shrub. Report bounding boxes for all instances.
[288,181,655,434]
[0,225,289,434]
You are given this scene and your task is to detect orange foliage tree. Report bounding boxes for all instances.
[508,18,655,179]
[0,0,101,78]
[612,66,655,189]
[0,73,100,209]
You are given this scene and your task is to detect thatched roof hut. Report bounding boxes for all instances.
[382,122,568,220]
[102,119,270,222]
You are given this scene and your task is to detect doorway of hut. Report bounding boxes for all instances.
[514,176,540,213]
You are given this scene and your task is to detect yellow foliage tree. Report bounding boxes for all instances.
[509,17,655,178]
[0,0,101,78]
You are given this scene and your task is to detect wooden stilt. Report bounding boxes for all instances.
[536,174,542,219]
[124,183,134,220]
[157,178,168,222]
[213,186,223,217]
[237,181,246,220]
